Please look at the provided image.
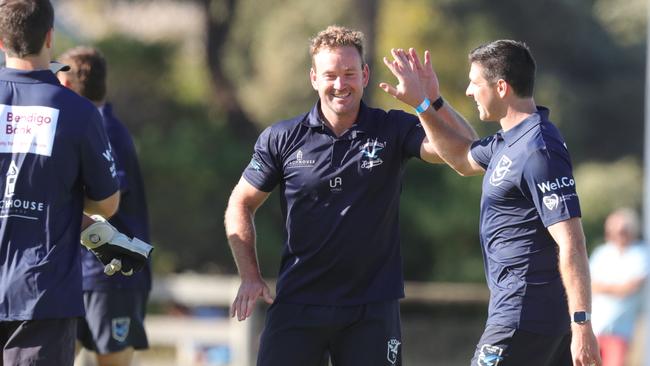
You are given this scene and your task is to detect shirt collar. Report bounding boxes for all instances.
[0,67,60,85]
[501,106,550,146]
[302,100,372,138]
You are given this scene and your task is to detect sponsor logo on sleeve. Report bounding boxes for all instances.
[387,338,401,365]
[0,104,59,156]
[478,344,504,366]
[249,156,263,172]
[102,144,117,178]
[543,194,559,210]
[489,155,512,186]
[536,177,575,194]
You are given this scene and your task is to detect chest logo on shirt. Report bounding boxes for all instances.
[288,149,315,168]
[329,176,343,193]
[489,155,512,187]
[360,138,385,170]
[543,194,559,210]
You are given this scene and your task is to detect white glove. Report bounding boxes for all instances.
[80,215,153,276]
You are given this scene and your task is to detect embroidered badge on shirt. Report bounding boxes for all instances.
[489,155,512,187]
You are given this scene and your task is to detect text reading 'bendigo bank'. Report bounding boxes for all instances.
[0,104,59,157]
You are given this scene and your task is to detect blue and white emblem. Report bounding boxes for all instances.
[489,155,512,187]
[478,344,504,366]
[387,338,401,364]
[111,317,131,342]
[360,139,385,170]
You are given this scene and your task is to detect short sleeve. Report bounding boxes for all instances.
[470,135,497,169]
[398,112,426,159]
[81,109,119,200]
[242,126,282,192]
[521,147,581,227]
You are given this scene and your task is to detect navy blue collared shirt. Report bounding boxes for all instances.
[0,68,118,320]
[243,101,425,305]
[81,103,151,291]
[470,107,580,335]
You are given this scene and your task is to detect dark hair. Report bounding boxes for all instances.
[58,46,107,102]
[468,40,536,97]
[0,0,54,58]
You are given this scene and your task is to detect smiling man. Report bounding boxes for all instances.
[224,25,476,366]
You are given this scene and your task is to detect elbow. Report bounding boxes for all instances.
[85,191,120,218]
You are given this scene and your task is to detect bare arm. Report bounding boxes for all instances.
[381,48,483,175]
[224,177,274,321]
[592,276,646,297]
[548,218,601,366]
[83,190,120,219]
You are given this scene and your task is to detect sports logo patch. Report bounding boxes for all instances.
[387,338,401,365]
[489,155,512,186]
[543,194,559,210]
[360,138,385,170]
[478,344,504,366]
[111,317,131,342]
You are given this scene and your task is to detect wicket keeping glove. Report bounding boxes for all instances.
[80,215,153,276]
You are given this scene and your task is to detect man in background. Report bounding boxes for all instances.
[0,1,120,364]
[58,46,151,366]
[590,208,648,366]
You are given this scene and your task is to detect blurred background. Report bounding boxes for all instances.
[50,0,646,365]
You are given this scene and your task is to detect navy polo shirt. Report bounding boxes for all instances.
[470,107,581,335]
[0,68,118,320]
[243,101,425,306]
[81,103,151,291]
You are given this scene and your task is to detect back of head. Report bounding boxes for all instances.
[309,25,365,67]
[0,0,53,58]
[468,40,536,98]
[58,46,107,102]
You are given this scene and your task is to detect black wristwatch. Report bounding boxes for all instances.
[572,311,591,324]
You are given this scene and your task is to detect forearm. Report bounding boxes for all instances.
[559,240,592,315]
[224,202,262,281]
[418,104,477,175]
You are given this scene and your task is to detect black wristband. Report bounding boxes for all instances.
[432,96,444,111]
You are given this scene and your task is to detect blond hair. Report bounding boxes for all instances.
[309,25,365,64]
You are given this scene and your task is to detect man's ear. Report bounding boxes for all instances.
[45,28,53,49]
[496,79,508,98]
[310,67,318,91]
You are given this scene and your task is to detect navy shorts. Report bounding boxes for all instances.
[0,317,76,366]
[257,300,402,366]
[77,289,149,354]
[470,324,571,366]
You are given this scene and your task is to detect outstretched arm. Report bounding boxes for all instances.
[548,218,601,366]
[380,48,483,175]
[224,177,274,321]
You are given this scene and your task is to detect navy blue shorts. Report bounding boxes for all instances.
[470,324,571,366]
[77,289,149,354]
[257,300,402,366]
[0,317,76,366]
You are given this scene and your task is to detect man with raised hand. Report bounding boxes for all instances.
[58,46,152,366]
[224,25,476,366]
[0,1,120,365]
[380,43,600,366]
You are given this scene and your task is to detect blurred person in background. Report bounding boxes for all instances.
[381,41,600,365]
[58,46,151,366]
[0,1,120,365]
[590,208,648,366]
[224,25,477,366]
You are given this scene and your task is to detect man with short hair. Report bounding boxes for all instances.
[0,1,120,364]
[224,25,477,366]
[381,42,601,365]
[58,46,151,366]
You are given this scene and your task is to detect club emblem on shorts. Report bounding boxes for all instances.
[360,139,385,170]
[478,344,503,366]
[387,338,401,364]
[111,317,131,342]
[543,194,559,210]
[489,155,512,186]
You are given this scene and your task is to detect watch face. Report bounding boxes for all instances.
[573,312,588,323]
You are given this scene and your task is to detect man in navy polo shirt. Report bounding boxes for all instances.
[0,1,120,365]
[381,43,601,365]
[224,25,477,366]
[57,46,151,366]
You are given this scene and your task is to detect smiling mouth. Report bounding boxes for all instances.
[332,91,351,99]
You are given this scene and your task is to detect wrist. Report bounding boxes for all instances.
[431,95,444,111]
[414,98,431,114]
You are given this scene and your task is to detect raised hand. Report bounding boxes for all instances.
[379,48,428,108]
[408,48,441,101]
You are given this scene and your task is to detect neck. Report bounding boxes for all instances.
[499,97,537,131]
[5,54,50,71]
[320,108,358,137]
